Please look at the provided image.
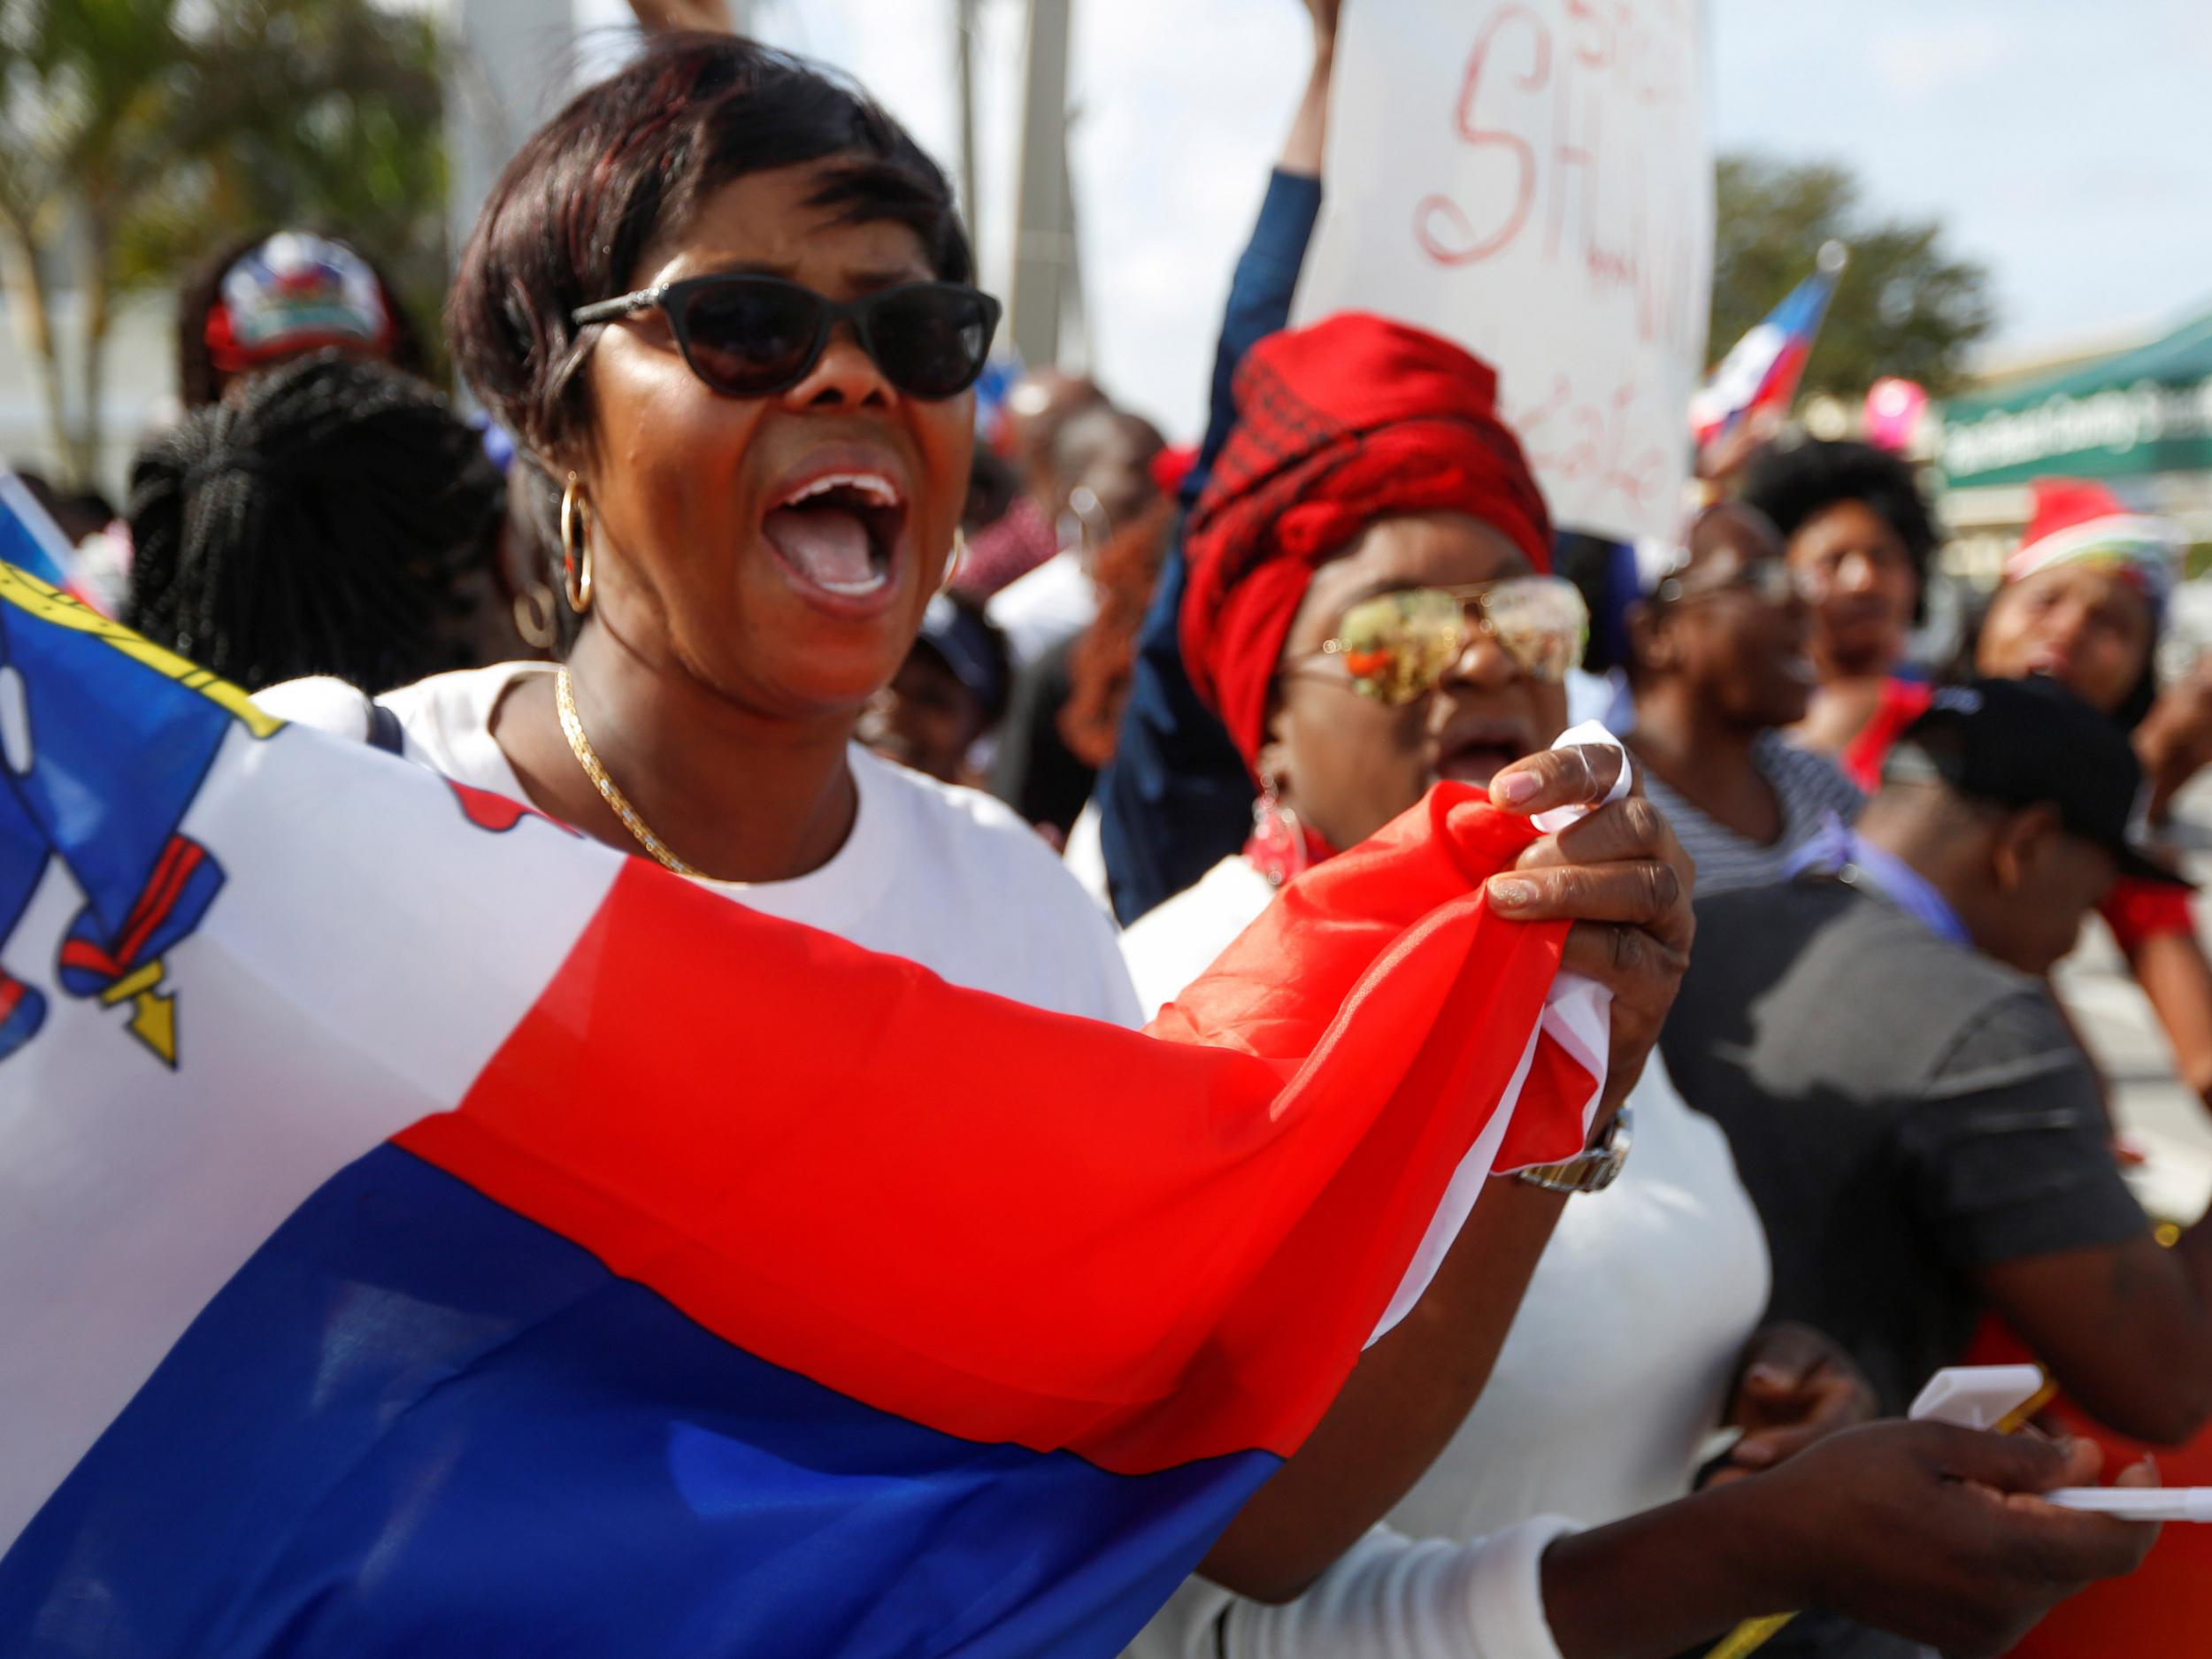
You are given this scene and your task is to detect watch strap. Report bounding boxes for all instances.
[1511,1106,1632,1194]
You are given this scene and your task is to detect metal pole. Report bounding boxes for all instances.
[1007,0,1071,368]
[1058,142,1087,369]
[448,0,576,310]
[954,0,980,254]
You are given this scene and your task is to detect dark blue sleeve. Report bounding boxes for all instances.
[1192,172,1324,493]
[1096,171,1323,926]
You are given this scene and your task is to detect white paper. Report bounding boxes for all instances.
[1294,0,1713,542]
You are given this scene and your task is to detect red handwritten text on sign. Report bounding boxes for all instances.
[1294,0,1711,541]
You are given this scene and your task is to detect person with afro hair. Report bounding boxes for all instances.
[1740,438,1940,787]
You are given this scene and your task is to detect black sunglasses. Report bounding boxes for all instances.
[571,275,1002,402]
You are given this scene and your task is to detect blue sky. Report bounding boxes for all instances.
[574,0,2212,442]
[1711,1,2212,358]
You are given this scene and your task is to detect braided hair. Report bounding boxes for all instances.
[125,352,503,694]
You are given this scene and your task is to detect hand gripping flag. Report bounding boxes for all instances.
[0,561,1599,1658]
[1690,242,1847,472]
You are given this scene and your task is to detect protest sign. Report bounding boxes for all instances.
[1294,0,1713,541]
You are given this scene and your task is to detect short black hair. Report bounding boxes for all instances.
[448,32,972,472]
[1740,439,1941,622]
[174,231,428,410]
[125,352,503,694]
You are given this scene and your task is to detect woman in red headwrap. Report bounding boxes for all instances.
[1174,314,1555,851]
[1120,312,2157,1659]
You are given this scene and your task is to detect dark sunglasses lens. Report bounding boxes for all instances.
[677,281,823,395]
[868,287,995,398]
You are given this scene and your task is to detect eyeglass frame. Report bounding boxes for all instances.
[1651,557,1809,610]
[568,274,1004,401]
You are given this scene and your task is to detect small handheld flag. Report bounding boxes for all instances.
[1691,241,1847,472]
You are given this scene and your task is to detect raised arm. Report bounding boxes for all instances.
[1096,0,1338,924]
[1191,3,1335,487]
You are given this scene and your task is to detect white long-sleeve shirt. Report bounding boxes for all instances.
[1149,1518,1581,1659]
[1121,858,1771,1659]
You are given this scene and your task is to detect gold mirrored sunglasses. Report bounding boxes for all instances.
[1301,577,1589,706]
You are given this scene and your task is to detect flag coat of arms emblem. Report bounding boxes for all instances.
[0,559,1599,1657]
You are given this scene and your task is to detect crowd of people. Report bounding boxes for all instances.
[20,5,2212,1656]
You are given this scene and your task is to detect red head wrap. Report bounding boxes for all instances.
[1179,313,1552,772]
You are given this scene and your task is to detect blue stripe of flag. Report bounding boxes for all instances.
[0,1146,1277,1659]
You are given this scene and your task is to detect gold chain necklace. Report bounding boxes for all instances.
[555,666,703,878]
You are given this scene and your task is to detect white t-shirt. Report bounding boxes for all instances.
[1119,856,1772,1659]
[256,664,1141,1026]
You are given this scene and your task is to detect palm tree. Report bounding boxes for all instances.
[0,0,445,488]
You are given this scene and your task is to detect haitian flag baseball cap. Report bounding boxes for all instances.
[204,232,396,373]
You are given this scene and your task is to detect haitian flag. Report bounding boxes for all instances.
[1690,242,1847,471]
[0,561,1600,1658]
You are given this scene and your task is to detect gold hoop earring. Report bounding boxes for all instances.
[939,527,966,595]
[560,472,594,615]
[512,580,558,650]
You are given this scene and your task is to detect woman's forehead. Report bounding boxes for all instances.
[1325,512,1531,590]
[2014,558,2154,615]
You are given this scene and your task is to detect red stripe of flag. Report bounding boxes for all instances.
[397,787,1590,1476]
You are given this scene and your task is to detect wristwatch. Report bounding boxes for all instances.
[1512,1108,1632,1194]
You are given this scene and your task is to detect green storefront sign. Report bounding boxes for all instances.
[1939,309,2212,488]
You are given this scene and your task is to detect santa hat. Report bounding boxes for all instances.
[2006,478,2180,614]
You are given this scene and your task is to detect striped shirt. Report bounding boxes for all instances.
[1642,731,1866,897]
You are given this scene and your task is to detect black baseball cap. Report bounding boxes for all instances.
[1886,677,2189,887]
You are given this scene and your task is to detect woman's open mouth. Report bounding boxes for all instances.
[760,469,910,614]
[1434,718,1535,787]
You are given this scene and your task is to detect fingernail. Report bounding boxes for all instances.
[1489,879,1533,910]
[1498,773,1541,806]
[1747,1364,1787,1388]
